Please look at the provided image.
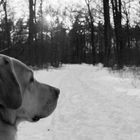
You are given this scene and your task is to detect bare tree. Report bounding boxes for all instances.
[122,0,131,49]
[0,0,11,48]
[28,0,36,44]
[103,0,111,66]
[111,0,123,67]
[39,0,43,42]
[85,0,96,64]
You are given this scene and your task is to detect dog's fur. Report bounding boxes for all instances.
[0,54,60,140]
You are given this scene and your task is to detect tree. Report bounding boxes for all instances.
[122,1,131,49]
[69,11,87,63]
[103,0,111,66]
[85,0,96,64]
[111,0,123,67]
[38,0,44,41]
[28,0,36,44]
[0,0,11,48]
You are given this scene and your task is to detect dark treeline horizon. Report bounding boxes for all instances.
[0,0,140,68]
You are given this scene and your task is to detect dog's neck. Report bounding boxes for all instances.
[0,107,17,140]
[0,119,17,140]
[0,106,17,125]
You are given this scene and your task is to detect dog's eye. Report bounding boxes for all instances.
[29,77,34,83]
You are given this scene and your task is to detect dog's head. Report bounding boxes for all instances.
[0,54,59,124]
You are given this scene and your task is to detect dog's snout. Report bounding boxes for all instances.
[54,88,60,98]
[50,87,60,99]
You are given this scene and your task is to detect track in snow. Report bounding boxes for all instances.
[17,64,140,140]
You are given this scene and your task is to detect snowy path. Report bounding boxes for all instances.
[17,65,140,140]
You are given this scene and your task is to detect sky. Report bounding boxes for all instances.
[9,0,85,20]
[4,0,140,26]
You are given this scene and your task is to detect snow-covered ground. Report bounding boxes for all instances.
[17,64,140,140]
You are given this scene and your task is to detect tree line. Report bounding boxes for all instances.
[0,0,140,68]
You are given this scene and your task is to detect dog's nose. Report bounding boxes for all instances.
[49,86,60,99]
[54,88,60,98]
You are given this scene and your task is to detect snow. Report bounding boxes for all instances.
[17,64,140,140]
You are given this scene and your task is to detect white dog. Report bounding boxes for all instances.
[0,54,60,140]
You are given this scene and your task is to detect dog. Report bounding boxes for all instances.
[0,54,60,140]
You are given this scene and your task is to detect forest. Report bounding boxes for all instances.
[0,0,139,68]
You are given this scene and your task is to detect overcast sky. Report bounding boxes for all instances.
[9,0,85,19]
[7,0,140,26]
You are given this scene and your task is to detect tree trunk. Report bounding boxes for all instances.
[85,0,96,64]
[3,0,11,48]
[28,0,34,44]
[103,0,111,66]
[111,0,123,68]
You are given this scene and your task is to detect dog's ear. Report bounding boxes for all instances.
[0,55,22,109]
